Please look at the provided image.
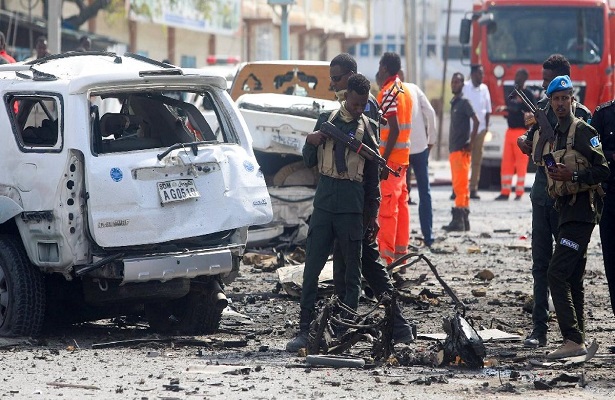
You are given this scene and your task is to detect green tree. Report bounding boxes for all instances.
[42,0,124,29]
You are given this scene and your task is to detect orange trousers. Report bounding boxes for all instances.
[450,150,471,208]
[500,127,529,196]
[378,161,409,265]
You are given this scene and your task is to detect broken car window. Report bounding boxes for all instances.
[6,94,62,151]
[90,89,236,154]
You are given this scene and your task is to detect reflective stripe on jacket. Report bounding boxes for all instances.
[378,78,412,165]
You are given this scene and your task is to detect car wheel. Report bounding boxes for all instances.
[145,278,224,335]
[0,235,46,337]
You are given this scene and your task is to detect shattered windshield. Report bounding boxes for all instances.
[486,6,603,64]
[90,89,236,154]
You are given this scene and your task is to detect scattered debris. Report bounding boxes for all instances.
[91,337,247,349]
[307,294,394,361]
[185,365,251,375]
[221,306,255,325]
[534,380,553,390]
[47,381,100,390]
[305,354,366,368]
[506,242,531,251]
[475,269,495,281]
[441,312,486,368]
[277,260,335,298]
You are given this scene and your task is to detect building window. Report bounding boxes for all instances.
[180,56,197,68]
[446,45,464,60]
[373,43,383,57]
[386,44,396,53]
[360,43,369,57]
[400,44,405,57]
[348,45,356,56]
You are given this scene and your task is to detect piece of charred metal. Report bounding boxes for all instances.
[441,312,486,368]
[306,293,396,361]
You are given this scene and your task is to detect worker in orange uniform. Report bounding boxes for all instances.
[495,68,535,200]
[375,52,413,265]
[442,72,479,231]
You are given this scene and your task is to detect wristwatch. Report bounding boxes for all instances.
[572,171,579,183]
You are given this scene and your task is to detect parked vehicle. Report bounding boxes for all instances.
[0,52,272,337]
[460,0,615,187]
[226,61,337,245]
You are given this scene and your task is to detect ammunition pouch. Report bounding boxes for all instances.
[545,118,605,208]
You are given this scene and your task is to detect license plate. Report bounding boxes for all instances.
[157,179,200,204]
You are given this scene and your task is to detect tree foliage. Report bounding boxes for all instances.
[42,0,124,29]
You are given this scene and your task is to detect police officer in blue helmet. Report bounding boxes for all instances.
[542,75,609,359]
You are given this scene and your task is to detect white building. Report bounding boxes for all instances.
[353,0,474,87]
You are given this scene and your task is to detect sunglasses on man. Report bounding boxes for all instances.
[330,71,351,82]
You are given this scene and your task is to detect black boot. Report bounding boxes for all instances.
[462,208,470,231]
[442,207,465,231]
[286,308,313,352]
[392,302,415,344]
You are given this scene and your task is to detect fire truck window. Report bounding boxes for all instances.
[486,6,603,65]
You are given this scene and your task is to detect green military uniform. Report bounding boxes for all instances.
[547,114,609,345]
[301,110,380,314]
[521,98,591,339]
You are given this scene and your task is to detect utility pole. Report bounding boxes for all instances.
[48,0,62,54]
[404,0,418,84]
[268,0,296,60]
[420,0,427,88]
[436,0,452,161]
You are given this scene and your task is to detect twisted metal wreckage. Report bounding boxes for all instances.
[305,253,487,369]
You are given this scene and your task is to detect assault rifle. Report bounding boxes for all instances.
[319,121,400,177]
[509,85,555,163]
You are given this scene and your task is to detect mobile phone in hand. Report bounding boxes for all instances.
[543,153,557,169]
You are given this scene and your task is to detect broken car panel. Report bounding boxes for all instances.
[0,52,272,337]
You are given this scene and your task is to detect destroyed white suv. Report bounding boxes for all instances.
[0,53,272,337]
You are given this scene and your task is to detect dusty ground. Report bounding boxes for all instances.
[1,186,615,399]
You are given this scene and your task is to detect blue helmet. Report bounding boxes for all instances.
[546,75,573,96]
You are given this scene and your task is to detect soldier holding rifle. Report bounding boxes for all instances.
[539,75,608,359]
[286,74,380,352]
[327,53,414,346]
[517,55,591,348]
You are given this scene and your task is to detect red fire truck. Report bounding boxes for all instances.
[460,0,615,187]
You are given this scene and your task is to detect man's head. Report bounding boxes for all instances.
[470,64,484,86]
[514,68,529,87]
[546,75,573,119]
[345,74,371,119]
[451,72,465,95]
[78,35,91,51]
[0,31,6,51]
[376,52,401,85]
[542,54,571,90]
[329,53,357,92]
[35,36,48,58]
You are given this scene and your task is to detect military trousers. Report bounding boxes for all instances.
[530,201,559,335]
[548,221,595,344]
[300,208,363,313]
[599,189,615,315]
[333,238,394,300]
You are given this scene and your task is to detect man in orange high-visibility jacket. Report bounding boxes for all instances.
[494,68,535,201]
[375,52,413,265]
